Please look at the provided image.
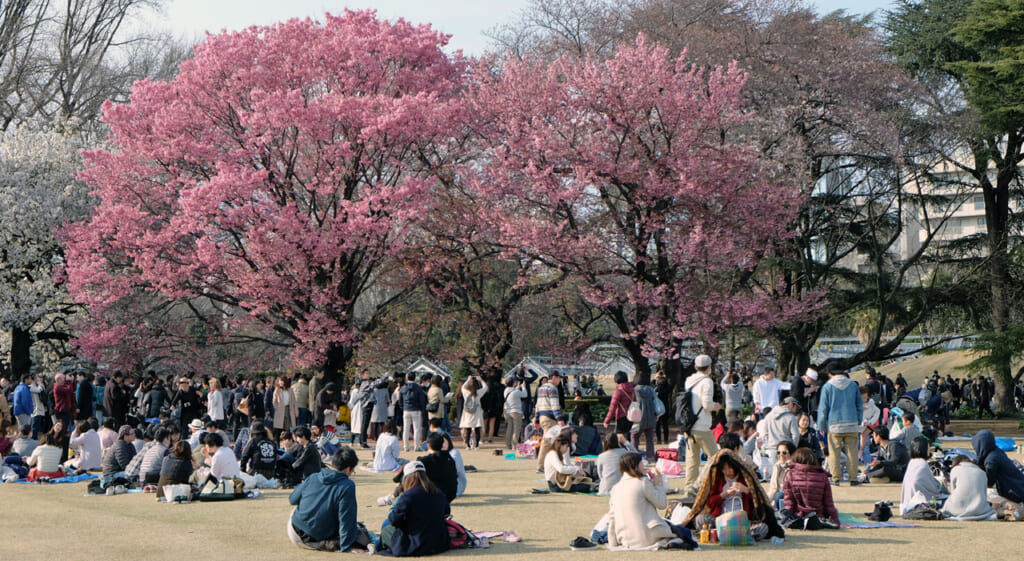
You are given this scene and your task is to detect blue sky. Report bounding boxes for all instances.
[159,0,897,55]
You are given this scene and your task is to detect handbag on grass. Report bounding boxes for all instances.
[715,510,754,546]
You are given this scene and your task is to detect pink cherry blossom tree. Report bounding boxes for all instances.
[465,37,812,379]
[62,10,466,376]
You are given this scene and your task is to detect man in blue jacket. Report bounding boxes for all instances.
[288,447,360,552]
[817,362,863,486]
[400,372,427,453]
[13,374,34,432]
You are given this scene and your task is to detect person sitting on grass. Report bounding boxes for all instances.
[156,441,195,499]
[608,452,696,550]
[139,427,172,485]
[545,431,594,493]
[942,455,998,521]
[766,440,797,509]
[101,425,136,484]
[598,432,629,495]
[972,429,1024,507]
[861,425,909,483]
[682,449,784,542]
[372,419,402,472]
[782,447,840,529]
[417,432,458,503]
[287,447,360,552]
[66,420,102,472]
[24,432,64,482]
[900,436,944,515]
[291,426,322,484]
[203,431,240,481]
[241,422,278,480]
[384,461,450,557]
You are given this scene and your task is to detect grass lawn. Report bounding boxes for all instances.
[3,443,1023,561]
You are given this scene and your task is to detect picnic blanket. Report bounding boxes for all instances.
[14,473,98,485]
[839,513,917,529]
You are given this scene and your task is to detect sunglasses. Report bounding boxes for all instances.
[777,450,790,456]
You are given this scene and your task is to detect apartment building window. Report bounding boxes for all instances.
[944,218,963,235]
[974,195,985,210]
[977,217,986,227]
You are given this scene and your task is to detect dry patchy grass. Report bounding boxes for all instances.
[2,445,1021,561]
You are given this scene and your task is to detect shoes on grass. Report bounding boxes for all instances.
[569,537,598,550]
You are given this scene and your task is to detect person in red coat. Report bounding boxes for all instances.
[783,447,840,524]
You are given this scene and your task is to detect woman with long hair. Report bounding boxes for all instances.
[608,452,696,549]
[385,461,450,557]
[372,419,402,472]
[207,377,226,430]
[458,375,487,449]
[544,432,594,493]
[273,376,298,441]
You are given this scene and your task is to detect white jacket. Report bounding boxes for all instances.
[683,372,716,432]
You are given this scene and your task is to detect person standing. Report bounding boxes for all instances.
[52,373,76,430]
[273,376,298,441]
[503,378,526,450]
[293,375,310,427]
[13,375,35,433]
[763,397,801,481]
[720,371,744,423]
[400,372,427,452]
[654,371,673,445]
[751,367,783,416]
[682,355,721,495]
[103,371,129,428]
[817,363,863,486]
[789,368,819,421]
[532,373,563,469]
[170,377,203,436]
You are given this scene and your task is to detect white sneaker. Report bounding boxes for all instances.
[377,495,393,506]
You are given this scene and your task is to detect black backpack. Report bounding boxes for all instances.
[674,389,702,434]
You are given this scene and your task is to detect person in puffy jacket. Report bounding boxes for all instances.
[102,425,137,482]
[783,447,839,525]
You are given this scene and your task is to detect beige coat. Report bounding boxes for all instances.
[427,385,447,420]
[608,475,677,550]
[272,387,298,429]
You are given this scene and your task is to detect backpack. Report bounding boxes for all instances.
[674,387,703,434]
[446,518,479,549]
[464,394,479,414]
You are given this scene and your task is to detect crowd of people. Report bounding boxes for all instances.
[2,356,1024,554]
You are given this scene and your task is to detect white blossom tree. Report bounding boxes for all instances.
[0,124,93,374]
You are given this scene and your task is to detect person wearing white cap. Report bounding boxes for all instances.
[682,354,721,495]
[789,368,819,420]
[383,460,450,557]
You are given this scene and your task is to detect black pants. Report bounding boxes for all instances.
[360,405,374,444]
[656,413,671,444]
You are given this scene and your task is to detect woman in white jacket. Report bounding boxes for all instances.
[372,419,402,472]
[608,452,694,550]
[348,384,364,446]
[207,378,226,429]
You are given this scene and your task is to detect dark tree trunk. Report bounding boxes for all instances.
[322,344,353,387]
[10,327,32,377]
